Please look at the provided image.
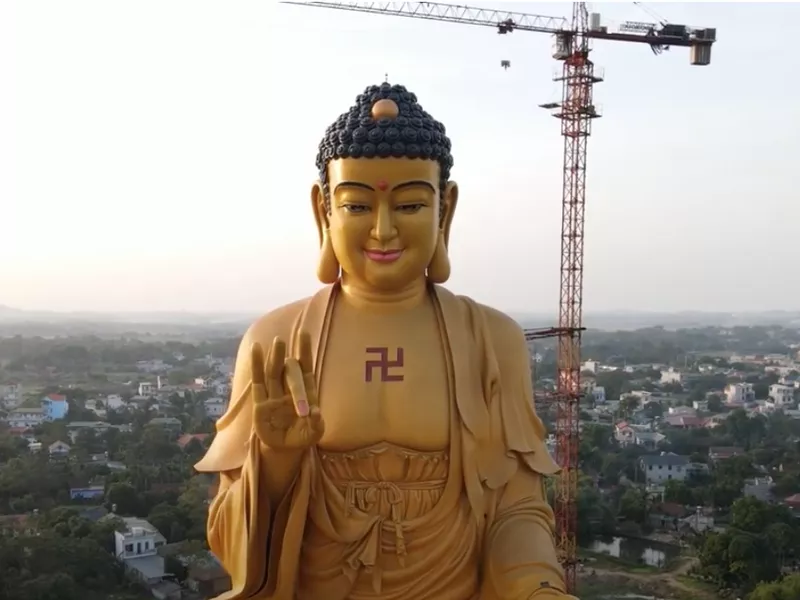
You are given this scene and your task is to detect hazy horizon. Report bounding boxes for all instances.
[4,2,798,314]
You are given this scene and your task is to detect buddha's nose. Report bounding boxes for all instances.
[372,203,397,242]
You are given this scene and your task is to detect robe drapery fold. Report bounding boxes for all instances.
[196,284,573,600]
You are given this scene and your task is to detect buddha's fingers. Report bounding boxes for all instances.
[308,406,324,435]
[250,343,266,386]
[295,331,319,406]
[266,337,286,399]
[295,331,314,374]
[250,343,269,407]
[283,358,310,417]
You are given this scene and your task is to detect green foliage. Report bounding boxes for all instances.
[749,574,800,600]
[0,335,238,374]
[696,497,800,594]
[0,531,126,600]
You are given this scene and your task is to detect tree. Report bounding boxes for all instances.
[731,496,780,534]
[664,479,697,506]
[642,400,664,419]
[618,488,648,524]
[619,395,640,418]
[698,496,799,594]
[575,478,615,543]
[754,382,770,400]
[722,410,767,450]
[598,453,628,486]
[707,394,723,413]
[0,533,124,600]
[105,482,142,516]
[596,370,632,402]
[148,503,187,543]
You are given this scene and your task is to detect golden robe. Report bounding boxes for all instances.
[196,284,574,600]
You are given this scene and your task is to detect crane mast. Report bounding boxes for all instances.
[552,4,595,586]
[281,1,716,594]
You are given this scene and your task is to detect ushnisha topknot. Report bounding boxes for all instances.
[316,82,454,214]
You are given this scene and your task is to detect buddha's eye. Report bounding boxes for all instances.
[342,204,370,214]
[397,203,425,214]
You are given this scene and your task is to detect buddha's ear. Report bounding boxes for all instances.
[310,181,329,247]
[441,181,459,247]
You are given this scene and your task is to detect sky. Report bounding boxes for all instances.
[2,1,798,314]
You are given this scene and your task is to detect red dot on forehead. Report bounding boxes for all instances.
[376,179,389,191]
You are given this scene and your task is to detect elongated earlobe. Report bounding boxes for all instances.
[427,233,450,284]
[317,230,340,284]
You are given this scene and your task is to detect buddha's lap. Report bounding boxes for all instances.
[296,443,478,593]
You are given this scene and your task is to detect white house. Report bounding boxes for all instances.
[744,477,774,502]
[0,383,22,407]
[114,517,167,585]
[48,441,71,458]
[582,380,606,404]
[769,384,794,407]
[136,360,170,373]
[212,380,231,398]
[668,406,697,417]
[725,383,756,406]
[85,399,107,418]
[6,407,45,429]
[205,397,227,420]
[660,368,684,385]
[581,360,599,374]
[639,453,689,484]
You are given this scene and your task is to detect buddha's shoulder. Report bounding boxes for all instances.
[447,290,526,354]
[241,296,313,347]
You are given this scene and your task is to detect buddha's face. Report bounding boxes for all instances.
[313,157,456,292]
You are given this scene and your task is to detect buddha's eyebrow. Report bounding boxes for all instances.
[392,180,435,193]
[333,181,374,193]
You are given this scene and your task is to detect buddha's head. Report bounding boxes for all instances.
[311,83,458,292]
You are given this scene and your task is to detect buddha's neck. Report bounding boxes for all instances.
[339,274,428,313]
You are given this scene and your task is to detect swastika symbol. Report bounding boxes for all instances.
[365,347,405,382]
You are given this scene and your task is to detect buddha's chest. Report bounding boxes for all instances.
[316,305,450,452]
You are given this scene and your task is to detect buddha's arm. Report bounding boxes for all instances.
[207,439,271,596]
[479,306,576,600]
[199,313,307,504]
[483,467,575,600]
[198,306,313,597]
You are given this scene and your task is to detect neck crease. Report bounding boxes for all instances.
[339,275,429,312]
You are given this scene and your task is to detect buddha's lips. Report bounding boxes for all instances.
[365,249,403,263]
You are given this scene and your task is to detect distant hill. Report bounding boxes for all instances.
[512,310,800,331]
[0,304,254,326]
[1,304,799,335]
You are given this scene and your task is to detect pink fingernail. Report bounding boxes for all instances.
[297,400,309,416]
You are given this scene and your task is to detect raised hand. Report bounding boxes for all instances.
[252,333,325,451]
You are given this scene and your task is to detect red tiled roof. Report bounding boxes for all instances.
[177,433,210,449]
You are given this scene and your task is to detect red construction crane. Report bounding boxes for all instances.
[281,1,716,593]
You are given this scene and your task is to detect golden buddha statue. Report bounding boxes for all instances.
[195,82,575,600]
